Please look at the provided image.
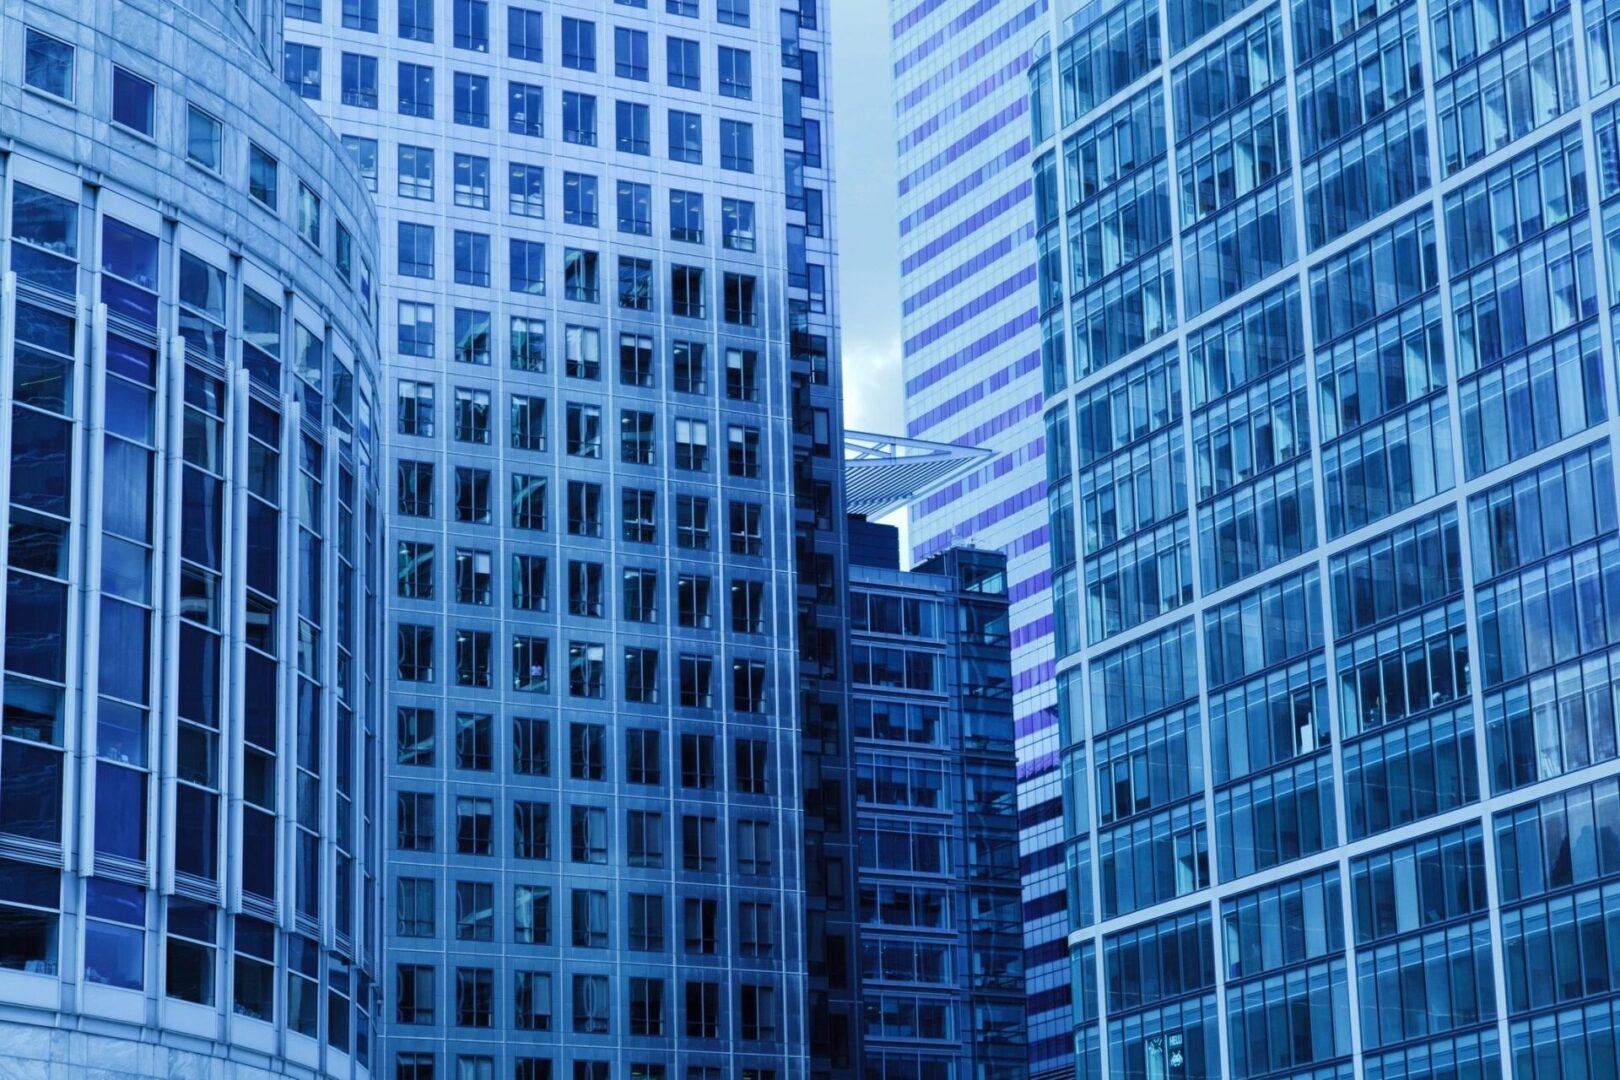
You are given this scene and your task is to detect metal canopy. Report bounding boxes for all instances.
[843,431,993,519]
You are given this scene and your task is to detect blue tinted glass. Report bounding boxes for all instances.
[83,920,143,988]
[0,739,62,842]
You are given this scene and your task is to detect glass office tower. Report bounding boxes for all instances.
[280,4,849,1080]
[884,4,1072,1074]
[1033,0,1620,1076]
[846,525,1027,1080]
[0,0,383,1077]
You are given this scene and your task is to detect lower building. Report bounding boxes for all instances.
[0,1,383,1077]
[846,519,1026,1080]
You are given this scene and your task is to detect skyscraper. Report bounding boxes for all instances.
[0,0,384,1075]
[279,3,847,1080]
[884,3,1071,1074]
[1034,0,1620,1076]
[846,523,1027,1080]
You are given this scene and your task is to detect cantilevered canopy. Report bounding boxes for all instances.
[843,432,993,519]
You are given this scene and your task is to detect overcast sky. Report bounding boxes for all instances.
[831,4,906,439]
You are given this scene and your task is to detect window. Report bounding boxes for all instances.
[186,105,222,171]
[616,27,650,80]
[675,419,709,471]
[736,820,772,875]
[562,17,597,71]
[731,580,765,634]
[740,984,775,1040]
[562,91,597,145]
[572,889,609,948]
[563,172,598,226]
[456,968,493,1028]
[453,308,490,366]
[570,805,608,864]
[509,81,543,137]
[511,554,548,614]
[619,333,654,386]
[673,341,707,393]
[512,801,550,860]
[397,1056,434,1080]
[625,648,660,704]
[567,560,605,618]
[616,101,651,154]
[509,163,544,218]
[570,722,606,780]
[453,231,489,287]
[668,38,701,90]
[729,502,764,557]
[719,199,754,252]
[738,901,773,957]
[733,659,767,713]
[624,489,657,543]
[514,970,552,1031]
[728,425,761,478]
[453,0,489,51]
[454,72,489,126]
[719,47,752,98]
[510,474,548,531]
[625,809,664,867]
[397,706,434,765]
[341,52,378,107]
[677,574,713,631]
[397,540,435,598]
[397,461,435,518]
[510,394,546,451]
[573,974,610,1034]
[681,733,716,788]
[619,257,653,310]
[509,7,543,62]
[669,110,703,163]
[617,181,652,235]
[295,184,320,247]
[621,410,655,465]
[398,145,434,201]
[454,629,493,688]
[454,467,491,524]
[629,977,664,1035]
[397,222,434,278]
[510,239,545,295]
[717,0,750,26]
[726,348,759,401]
[396,792,435,850]
[685,980,720,1037]
[24,28,74,99]
[684,899,718,955]
[453,549,493,608]
[514,883,551,944]
[569,642,607,699]
[682,815,719,872]
[629,893,665,951]
[397,964,436,1023]
[679,655,714,707]
[671,190,704,242]
[626,729,662,784]
[671,266,705,319]
[455,881,493,940]
[669,0,697,14]
[724,273,758,325]
[396,877,434,937]
[343,0,378,30]
[454,153,490,208]
[399,62,433,118]
[112,66,155,134]
[400,0,433,40]
[566,403,603,459]
[455,797,493,856]
[721,120,753,172]
[340,134,376,191]
[397,625,434,682]
[398,301,434,357]
[565,325,601,379]
[677,495,710,549]
[247,144,280,212]
[512,635,548,693]
[564,249,600,303]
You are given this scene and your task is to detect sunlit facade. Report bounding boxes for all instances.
[0,0,384,1076]
[1034,0,1620,1076]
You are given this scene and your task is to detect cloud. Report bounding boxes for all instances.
[840,334,907,436]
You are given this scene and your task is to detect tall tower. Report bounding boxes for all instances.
[1035,0,1620,1076]
[885,1,1071,1074]
[0,0,384,1076]
[279,2,848,1079]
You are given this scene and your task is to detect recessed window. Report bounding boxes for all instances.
[297,183,321,249]
[248,144,278,211]
[23,29,73,100]
[111,66,155,136]
[185,105,222,172]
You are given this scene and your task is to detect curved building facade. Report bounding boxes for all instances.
[0,1,383,1077]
